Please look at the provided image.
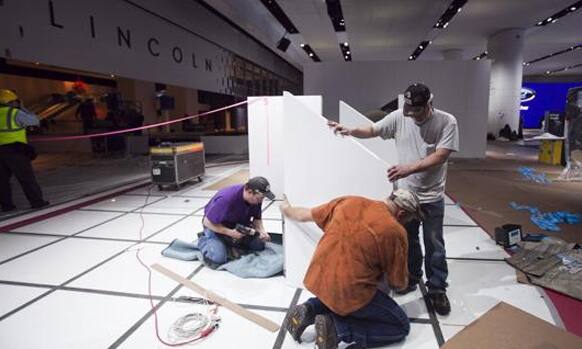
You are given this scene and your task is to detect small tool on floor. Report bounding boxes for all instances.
[494,224,523,248]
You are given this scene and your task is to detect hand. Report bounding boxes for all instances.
[279,195,290,215]
[327,121,351,136]
[258,231,271,242]
[387,164,415,182]
[229,229,244,240]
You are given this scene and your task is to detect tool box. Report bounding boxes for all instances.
[150,142,205,190]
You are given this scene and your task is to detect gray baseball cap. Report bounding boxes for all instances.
[246,176,275,200]
[390,189,424,220]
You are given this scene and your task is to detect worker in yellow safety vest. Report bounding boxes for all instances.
[0,89,49,212]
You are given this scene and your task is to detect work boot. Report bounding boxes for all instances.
[314,314,338,349]
[395,283,417,295]
[30,200,49,209]
[429,292,451,315]
[2,204,16,212]
[286,303,315,343]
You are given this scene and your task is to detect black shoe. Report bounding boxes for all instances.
[395,283,418,295]
[429,292,451,315]
[30,200,50,209]
[286,303,315,343]
[2,204,16,212]
[314,314,338,349]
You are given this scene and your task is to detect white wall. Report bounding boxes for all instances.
[0,0,300,93]
[304,60,491,158]
[248,96,321,197]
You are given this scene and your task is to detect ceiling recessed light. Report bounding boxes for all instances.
[344,42,349,47]
[300,44,305,47]
[547,17,553,22]
[570,6,576,11]
[443,22,449,28]
[346,51,350,54]
[309,53,313,57]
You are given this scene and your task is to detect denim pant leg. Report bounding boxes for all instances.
[305,297,332,315]
[331,290,410,348]
[422,200,448,292]
[197,228,228,265]
[404,219,423,286]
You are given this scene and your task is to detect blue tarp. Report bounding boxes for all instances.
[509,202,581,232]
[161,239,284,278]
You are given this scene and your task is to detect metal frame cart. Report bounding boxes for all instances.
[150,142,205,190]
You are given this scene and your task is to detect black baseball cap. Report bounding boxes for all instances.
[404,83,431,106]
[246,176,275,200]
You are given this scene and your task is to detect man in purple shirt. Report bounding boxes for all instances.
[198,176,275,266]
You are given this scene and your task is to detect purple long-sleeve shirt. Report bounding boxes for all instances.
[204,184,262,229]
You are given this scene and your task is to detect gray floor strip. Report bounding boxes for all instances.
[272,288,302,349]
[108,264,205,349]
[418,282,445,346]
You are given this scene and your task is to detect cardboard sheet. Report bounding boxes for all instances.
[442,302,582,348]
[283,92,394,288]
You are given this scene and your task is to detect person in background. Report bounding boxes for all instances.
[281,189,424,349]
[75,98,97,134]
[0,89,49,212]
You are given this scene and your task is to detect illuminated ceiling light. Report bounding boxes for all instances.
[546,70,551,74]
[443,22,449,28]
[344,42,349,47]
[346,51,350,54]
[547,17,553,22]
[476,57,480,60]
[409,56,414,60]
[571,6,577,11]
[552,19,558,23]
[457,7,462,12]
[300,44,305,47]
[537,21,543,25]
[419,45,424,49]
[309,53,314,57]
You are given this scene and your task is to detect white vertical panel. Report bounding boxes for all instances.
[248,96,321,197]
[283,92,393,288]
[339,101,399,167]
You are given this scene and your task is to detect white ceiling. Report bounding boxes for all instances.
[203,0,582,76]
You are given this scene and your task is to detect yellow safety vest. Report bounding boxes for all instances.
[0,106,27,145]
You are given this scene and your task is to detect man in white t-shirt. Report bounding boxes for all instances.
[328,83,459,315]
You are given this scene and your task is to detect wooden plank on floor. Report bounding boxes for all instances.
[151,263,280,333]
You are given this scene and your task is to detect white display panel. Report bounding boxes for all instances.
[339,101,399,168]
[283,92,394,288]
[248,96,322,197]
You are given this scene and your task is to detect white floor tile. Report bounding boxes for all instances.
[441,324,465,342]
[69,245,202,297]
[444,205,477,226]
[444,196,454,205]
[393,287,430,319]
[439,259,555,326]
[84,194,163,212]
[78,213,183,241]
[262,202,282,220]
[148,216,204,243]
[139,196,210,215]
[0,284,48,317]
[444,226,508,259]
[0,234,61,262]
[0,238,131,285]
[0,290,152,348]
[12,210,122,235]
[118,301,285,349]
[189,267,295,308]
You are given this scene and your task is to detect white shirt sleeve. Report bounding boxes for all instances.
[373,111,399,140]
[15,109,40,127]
[437,117,459,152]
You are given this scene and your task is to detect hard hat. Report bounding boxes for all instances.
[0,89,18,104]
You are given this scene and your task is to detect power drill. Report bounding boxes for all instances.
[231,224,256,245]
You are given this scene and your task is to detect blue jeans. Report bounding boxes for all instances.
[404,199,448,293]
[197,228,265,265]
[306,291,410,347]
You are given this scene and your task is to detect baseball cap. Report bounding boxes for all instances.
[246,176,275,200]
[390,189,424,220]
[403,83,431,116]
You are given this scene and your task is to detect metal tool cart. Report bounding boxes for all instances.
[150,142,205,190]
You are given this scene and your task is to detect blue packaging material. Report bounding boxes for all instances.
[509,202,581,232]
[518,167,550,184]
